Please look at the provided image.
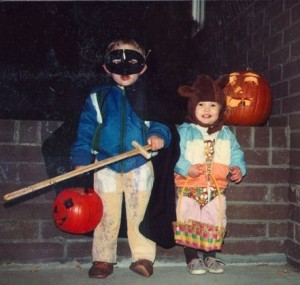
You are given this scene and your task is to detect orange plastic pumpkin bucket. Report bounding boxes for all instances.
[52,187,103,234]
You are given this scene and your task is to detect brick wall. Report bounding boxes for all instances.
[0,120,289,265]
[191,0,300,269]
[0,0,299,269]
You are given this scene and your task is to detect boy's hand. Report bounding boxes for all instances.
[188,164,205,178]
[147,135,164,151]
[229,166,243,183]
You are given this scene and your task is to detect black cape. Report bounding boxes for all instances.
[125,78,180,249]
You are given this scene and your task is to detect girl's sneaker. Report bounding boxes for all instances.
[204,257,225,273]
[187,259,207,275]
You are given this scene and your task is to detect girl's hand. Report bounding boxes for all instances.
[147,135,164,151]
[188,164,205,178]
[230,166,243,183]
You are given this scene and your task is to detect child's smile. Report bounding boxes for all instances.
[195,101,221,126]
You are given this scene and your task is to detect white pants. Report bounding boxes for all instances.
[92,162,156,263]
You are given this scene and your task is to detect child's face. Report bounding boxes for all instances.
[103,43,147,87]
[195,101,221,126]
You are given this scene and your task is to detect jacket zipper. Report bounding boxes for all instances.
[120,88,126,173]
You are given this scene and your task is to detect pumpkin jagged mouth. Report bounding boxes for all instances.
[226,97,252,108]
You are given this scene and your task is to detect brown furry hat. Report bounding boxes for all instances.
[178,74,229,134]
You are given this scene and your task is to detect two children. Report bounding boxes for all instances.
[174,74,246,274]
[71,38,171,278]
[71,37,246,278]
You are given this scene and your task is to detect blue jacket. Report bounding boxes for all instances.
[71,83,171,173]
[174,123,246,187]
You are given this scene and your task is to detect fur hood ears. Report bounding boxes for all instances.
[177,74,229,134]
[177,74,229,100]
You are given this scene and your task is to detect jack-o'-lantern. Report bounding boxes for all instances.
[224,71,272,126]
[52,187,103,234]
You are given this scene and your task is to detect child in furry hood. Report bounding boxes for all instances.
[174,74,246,275]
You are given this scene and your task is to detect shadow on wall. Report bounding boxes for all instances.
[41,118,93,192]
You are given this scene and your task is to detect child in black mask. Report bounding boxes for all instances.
[71,38,171,279]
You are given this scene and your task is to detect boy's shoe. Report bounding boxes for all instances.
[187,258,207,275]
[130,259,154,277]
[204,257,225,274]
[88,261,114,278]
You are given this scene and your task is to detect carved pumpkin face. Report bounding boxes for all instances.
[224,71,272,126]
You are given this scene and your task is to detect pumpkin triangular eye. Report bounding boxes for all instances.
[63,198,74,209]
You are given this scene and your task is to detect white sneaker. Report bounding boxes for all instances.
[204,257,225,274]
[187,259,207,275]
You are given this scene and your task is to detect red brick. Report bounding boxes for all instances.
[286,240,300,259]
[271,10,290,34]
[67,241,93,259]
[270,47,290,70]
[290,204,300,223]
[244,149,269,165]
[226,185,269,202]
[244,167,289,184]
[271,81,288,100]
[286,257,300,270]
[254,1,268,15]
[284,22,300,45]
[264,33,283,54]
[272,150,289,165]
[19,121,40,144]
[254,128,270,148]
[0,120,15,143]
[288,222,294,239]
[227,222,266,238]
[290,76,300,95]
[269,222,288,238]
[270,99,281,116]
[0,163,19,182]
[289,183,300,200]
[227,204,289,220]
[0,145,44,163]
[248,44,264,62]
[291,39,300,57]
[42,221,92,240]
[272,127,288,148]
[156,246,183,262]
[292,1,300,22]
[253,56,269,73]
[252,26,269,47]
[290,169,300,185]
[282,94,300,114]
[291,132,300,149]
[268,116,288,127]
[0,201,52,221]
[290,149,300,166]
[18,163,48,182]
[234,127,252,148]
[0,181,23,197]
[0,242,64,263]
[222,240,286,255]
[290,113,300,129]
[41,121,63,142]
[295,223,300,243]
[0,221,39,240]
[269,66,282,82]
[271,186,289,202]
[265,0,283,21]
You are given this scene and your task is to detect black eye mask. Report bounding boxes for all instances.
[104,49,146,75]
